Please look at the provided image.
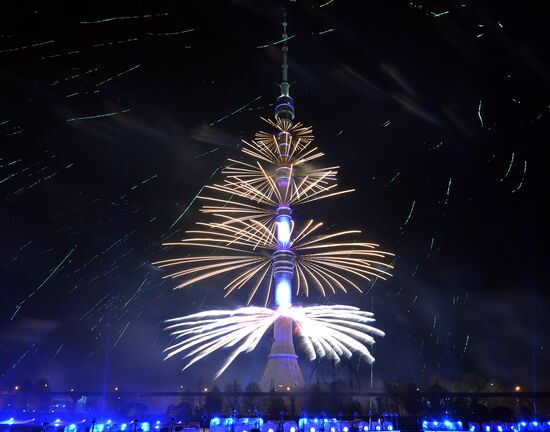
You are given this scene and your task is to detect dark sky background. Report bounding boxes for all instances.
[0,1,548,394]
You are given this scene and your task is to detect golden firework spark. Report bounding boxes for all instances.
[155,217,393,305]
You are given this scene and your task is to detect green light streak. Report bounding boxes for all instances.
[96,64,141,87]
[318,28,334,35]
[140,174,158,185]
[209,95,262,126]
[81,293,109,321]
[67,108,130,122]
[511,161,527,193]
[463,334,470,353]
[5,128,24,136]
[319,0,335,7]
[148,28,195,37]
[257,35,295,49]
[10,344,36,370]
[80,12,170,24]
[130,174,158,191]
[389,170,401,184]
[47,344,64,365]
[41,50,80,60]
[477,100,483,127]
[380,120,391,127]
[0,39,54,54]
[366,257,398,294]
[92,38,139,48]
[169,167,220,229]
[412,263,420,278]
[444,177,452,205]
[499,152,514,182]
[0,172,18,184]
[429,140,443,151]
[123,277,149,308]
[426,236,435,259]
[431,11,449,17]
[193,147,220,159]
[11,245,77,320]
[19,240,32,251]
[170,186,204,228]
[113,322,130,348]
[402,200,416,226]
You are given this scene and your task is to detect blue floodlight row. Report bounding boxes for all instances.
[0,416,198,432]
[422,419,550,432]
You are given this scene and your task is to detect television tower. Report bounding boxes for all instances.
[259,11,305,391]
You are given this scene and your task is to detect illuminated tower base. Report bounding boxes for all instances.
[259,315,305,391]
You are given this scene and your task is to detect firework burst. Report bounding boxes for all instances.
[159,19,393,379]
[165,305,384,378]
[155,216,393,304]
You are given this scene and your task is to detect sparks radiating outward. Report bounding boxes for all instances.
[159,14,393,379]
[196,117,354,226]
[165,305,384,378]
[154,117,395,304]
[156,217,393,305]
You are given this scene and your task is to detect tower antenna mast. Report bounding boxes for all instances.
[281,9,289,89]
[275,8,295,124]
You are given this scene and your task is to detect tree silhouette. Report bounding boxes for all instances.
[224,381,242,413]
[37,378,52,411]
[242,382,261,416]
[327,381,343,415]
[401,383,422,416]
[268,392,286,420]
[167,400,193,421]
[305,384,325,415]
[204,386,223,416]
[490,406,515,422]
[122,401,149,419]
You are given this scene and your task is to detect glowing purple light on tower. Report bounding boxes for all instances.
[275,276,292,309]
[276,214,292,247]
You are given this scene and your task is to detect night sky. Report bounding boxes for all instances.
[1,1,548,393]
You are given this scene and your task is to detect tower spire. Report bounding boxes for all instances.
[275,8,295,124]
[281,8,289,88]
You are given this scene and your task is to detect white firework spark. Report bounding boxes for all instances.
[164,305,384,379]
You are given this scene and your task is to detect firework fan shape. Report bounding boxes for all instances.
[164,306,385,379]
[156,20,393,377]
[157,215,393,305]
